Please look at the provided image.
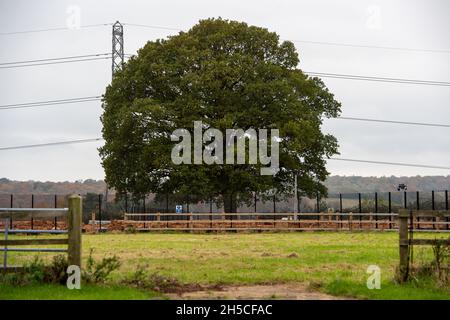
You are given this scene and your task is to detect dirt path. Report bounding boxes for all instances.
[167,283,349,300]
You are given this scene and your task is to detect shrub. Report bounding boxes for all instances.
[0,255,68,286]
[83,248,121,283]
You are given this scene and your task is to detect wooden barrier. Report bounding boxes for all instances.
[0,194,82,271]
[398,209,450,282]
[122,212,450,233]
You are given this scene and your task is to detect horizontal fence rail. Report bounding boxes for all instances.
[0,190,448,232]
[123,212,450,232]
[1,195,82,271]
[398,209,450,281]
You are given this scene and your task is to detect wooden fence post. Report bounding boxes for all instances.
[398,209,409,282]
[68,194,82,267]
[349,212,353,231]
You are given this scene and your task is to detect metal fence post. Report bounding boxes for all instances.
[416,191,420,230]
[166,194,169,213]
[316,194,320,213]
[446,190,449,230]
[388,192,392,229]
[404,191,407,209]
[375,192,378,229]
[358,193,362,225]
[54,194,58,230]
[68,194,82,267]
[210,196,213,229]
[3,218,9,269]
[9,194,13,229]
[432,190,436,229]
[339,193,342,228]
[31,194,34,230]
[98,194,102,232]
[398,209,409,282]
[186,195,190,213]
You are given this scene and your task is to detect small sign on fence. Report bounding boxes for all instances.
[175,205,183,213]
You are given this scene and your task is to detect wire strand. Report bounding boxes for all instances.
[0,96,101,109]
[334,116,450,128]
[304,71,450,87]
[0,57,110,69]
[121,22,450,54]
[0,53,110,66]
[329,158,450,170]
[0,23,111,36]
[0,138,104,151]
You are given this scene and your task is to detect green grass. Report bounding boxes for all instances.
[2,231,449,299]
[0,283,160,300]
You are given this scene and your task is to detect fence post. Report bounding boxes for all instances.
[432,191,436,230]
[9,194,13,229]
[68,194,82,267]
[398,209,409,282]
[374,192,378,229]
[446,190,449,230]
[98,194,102,232]
[388,192,392,229]
[416,191,420,230]
[54,194,58,230]
[31,194,34,230]
[189,213,193,232]
[349,212,353,231]
[359,193,362,225]
[404,191,407,209]
[91,212,96,233]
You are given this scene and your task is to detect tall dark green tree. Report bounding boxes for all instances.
[100,18,341,211]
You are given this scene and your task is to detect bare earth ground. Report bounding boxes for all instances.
[167,283,349,300]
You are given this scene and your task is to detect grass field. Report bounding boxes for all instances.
[1,231,449,300]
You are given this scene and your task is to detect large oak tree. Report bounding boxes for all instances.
[100,18,341,212]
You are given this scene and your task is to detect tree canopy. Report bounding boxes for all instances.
[100,18,341,211]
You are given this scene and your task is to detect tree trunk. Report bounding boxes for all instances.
[223,193,237,217]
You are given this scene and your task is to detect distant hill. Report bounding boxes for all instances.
[325,175,450,193]
[0,178,109,195]
[1,176,449,196]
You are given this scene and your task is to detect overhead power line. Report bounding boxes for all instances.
[0,23,111,36]
[329,158,450,170]
[0,138,104,151]
[334,116,450,128]
[127,51,450,88]
[122,22,450,55]
[0,96,101,110]
[0,53,110,66]
[289,39,450,54]
[122,22,181,32]
[0,56,110,69]
[304,71,450,87]
[0,137,449,171]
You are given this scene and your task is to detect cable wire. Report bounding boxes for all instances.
[0,138,104,151]
[0,53,110,66]
[0,57,110,69]
[0,23,111,36]
[334,116,450,128]
[0,96,101,110]
[121,22,450,54]
[329,158,450,170]
[304,71,450,87]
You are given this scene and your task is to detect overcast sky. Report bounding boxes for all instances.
[0,0,449,181]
